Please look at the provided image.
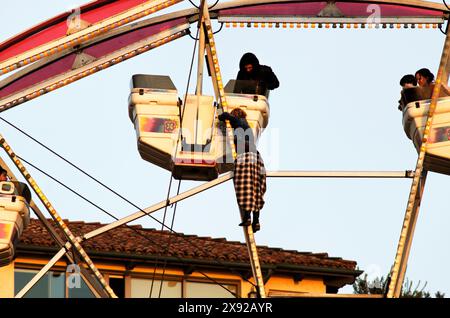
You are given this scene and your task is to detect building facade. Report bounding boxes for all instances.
[1,219,361,298]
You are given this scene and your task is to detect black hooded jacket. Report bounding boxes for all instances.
[236,53,279,91]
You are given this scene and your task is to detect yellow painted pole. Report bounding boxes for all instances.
[0,135,117,298]
[387,23,450,298]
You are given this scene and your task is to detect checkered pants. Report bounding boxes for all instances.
[233,151,267,214]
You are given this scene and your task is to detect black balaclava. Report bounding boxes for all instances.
[239,52,260,73]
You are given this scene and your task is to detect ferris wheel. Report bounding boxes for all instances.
[1,0,450,298]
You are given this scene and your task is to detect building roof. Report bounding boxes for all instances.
[18,219,358,276]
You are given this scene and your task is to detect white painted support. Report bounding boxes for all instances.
[83,170,413,241]
[266,170,414,178]
[84,172,234,240]
[0,156,107,298]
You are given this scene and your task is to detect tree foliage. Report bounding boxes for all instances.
[353,274,445,298]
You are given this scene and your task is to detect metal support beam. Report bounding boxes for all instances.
[0,137,117,298]
[25,205,107,298]
[83,170,414,241]
[84,172,234,240]
[26,207,108,298]
[387,20,450,298]
[200,1,237,159]
[0,24,189,114]
[5,164,411,297]
[14,243,107,298]
[243,226,266,298]
[80,168,413,296]
[0,0,182,76]
[15,246,68,298]
[200,0,265,296]
[390,171,427,298]
[266,170,414,178]
[196,20,206,96]
[0,156,108,298]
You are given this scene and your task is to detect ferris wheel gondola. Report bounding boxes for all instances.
[128,75,270,181]
[402,86,450,175]
[0,181,31,267]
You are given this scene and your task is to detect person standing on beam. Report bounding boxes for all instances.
[219,108,266,233]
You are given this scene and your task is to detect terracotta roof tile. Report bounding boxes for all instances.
[19,219,358,271]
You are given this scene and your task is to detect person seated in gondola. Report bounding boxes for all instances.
[398,69,450,111]
[0,166,31,203]
[218,108,266,233]
[235,52,279,95]
[398,74,417,111]
[400,74,417,89]
[415,68,450,96]
[415,68,434,88]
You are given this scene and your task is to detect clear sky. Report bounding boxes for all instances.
[1,1,450,295]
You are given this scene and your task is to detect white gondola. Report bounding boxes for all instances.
[0,181,31,267]
[128,75,270,181]
[402,86,450,175]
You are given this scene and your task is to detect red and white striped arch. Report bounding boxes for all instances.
[0,0,448,113]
